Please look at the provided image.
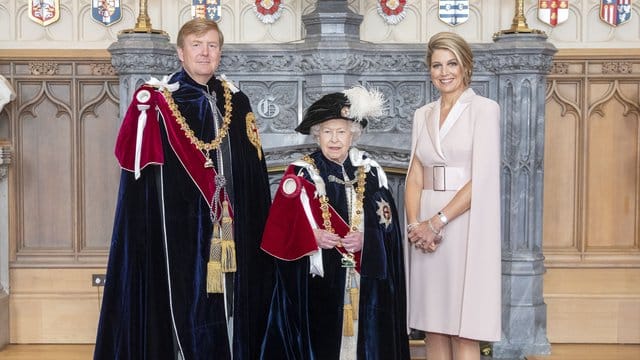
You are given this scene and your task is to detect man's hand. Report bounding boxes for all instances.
[342,231,364,253]
[313,228,341,249]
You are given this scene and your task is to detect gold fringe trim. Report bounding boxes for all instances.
[221,239,236,272]
[207,261,223,293]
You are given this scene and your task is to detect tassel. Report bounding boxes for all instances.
[349,287,359,320]
[221,240,236,272]
[343,304,355,337]
[220,200,236,273]
[207,260,223,293]
[207,224,223,294]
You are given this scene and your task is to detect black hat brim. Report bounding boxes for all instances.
[295,92,368,135]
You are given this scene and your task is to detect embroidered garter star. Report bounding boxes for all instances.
[376,198,392,229]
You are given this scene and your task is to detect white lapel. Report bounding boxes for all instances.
[426,99,445,159]
[440,88,475,141]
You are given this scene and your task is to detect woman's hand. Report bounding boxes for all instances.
[407,218,443,253]
[342,231,364,253]
[313,228,341,249]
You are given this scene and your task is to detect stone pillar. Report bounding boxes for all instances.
[301,0,364,100]
[108,33,180,120]
[0,141,11,349]
[486,33,556,359]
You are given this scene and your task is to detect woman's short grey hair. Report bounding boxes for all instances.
[310,121,363,143]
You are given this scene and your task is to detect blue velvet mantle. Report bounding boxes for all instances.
[94,70,274,360]
[260,151,410,359]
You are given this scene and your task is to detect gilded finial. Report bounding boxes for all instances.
[120,0,167,35]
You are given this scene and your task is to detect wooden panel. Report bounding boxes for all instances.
[79,81,120,249]
[527,344,640,360]
[9,268,104,343]
[545,268,640,295]
[19,81,74,250]
[544,268,640,343]
[2,56,118,263]
[546,297,640,343]
[585,93,639,249]
[0,344,95,360]
[544,52,640,267]
[543,83,580,250]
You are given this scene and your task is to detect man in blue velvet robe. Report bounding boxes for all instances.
[94,19,273,360]
[260,89,410,359]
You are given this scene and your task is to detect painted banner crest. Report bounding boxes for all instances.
[92,0,122,26]
[377,0,408,25]
[438,0,469,26]
[254,0,283,24]
[28,0,60,26]
[192,0,222,22]
[600,0,632,27]
[538,1,569,27]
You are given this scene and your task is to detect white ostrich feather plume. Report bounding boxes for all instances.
[342,86,385,123]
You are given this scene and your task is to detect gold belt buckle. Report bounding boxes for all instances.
[433,165,446,191]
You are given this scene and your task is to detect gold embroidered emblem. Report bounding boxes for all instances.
[246,112,263,160]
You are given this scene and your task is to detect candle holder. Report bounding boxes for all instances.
[497,0,544,36]
[120,0,166,34]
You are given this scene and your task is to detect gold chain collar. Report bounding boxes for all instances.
[302,155,366,233]
[162,80,233,161]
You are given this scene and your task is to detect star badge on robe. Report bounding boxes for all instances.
[376,198,392,229]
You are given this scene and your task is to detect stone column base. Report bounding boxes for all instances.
[0,291,8,349]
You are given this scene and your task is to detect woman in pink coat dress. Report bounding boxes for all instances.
[405,32,502,360]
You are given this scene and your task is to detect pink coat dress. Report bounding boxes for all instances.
[405,88,502,341]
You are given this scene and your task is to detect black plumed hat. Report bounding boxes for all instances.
[295,86,384,135]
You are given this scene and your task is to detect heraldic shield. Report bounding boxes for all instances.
[91,0,122,26]
[28,0,60,26]
[192,0,221,22]
[538,0,569,27]
[600,0,632,27]
[438,0,469,26]
[377,0,408,25]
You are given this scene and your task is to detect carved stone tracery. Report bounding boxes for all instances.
[29,62,58,76]
[602,62,633,74]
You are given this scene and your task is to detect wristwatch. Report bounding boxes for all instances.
[437,211,449,225]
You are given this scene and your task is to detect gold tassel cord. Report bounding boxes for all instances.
[348,267,360,320]
[343,268,357,336]
[349,287,359,321]
[220,200,236,273]
[343,303,355,337]
[207,224,223,294]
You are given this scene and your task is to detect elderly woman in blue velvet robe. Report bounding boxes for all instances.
[260,87,410,360]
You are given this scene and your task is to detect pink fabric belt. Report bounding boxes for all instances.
[423,165,469,191]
